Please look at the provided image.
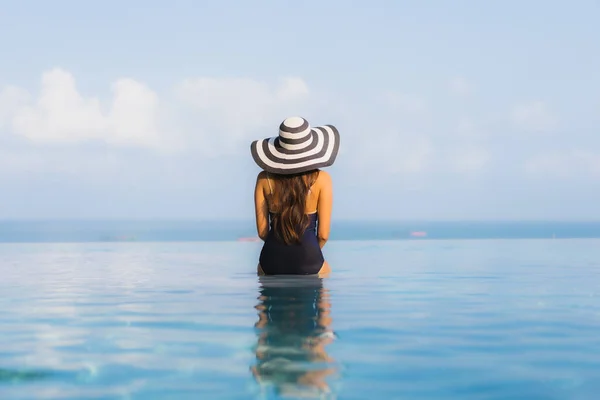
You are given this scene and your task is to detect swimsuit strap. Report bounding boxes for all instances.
[309,171,319,194]
[266,172,273,194]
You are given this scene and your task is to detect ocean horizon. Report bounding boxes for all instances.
[1,219,600,243]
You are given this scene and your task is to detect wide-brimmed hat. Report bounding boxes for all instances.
[250,116,340,175]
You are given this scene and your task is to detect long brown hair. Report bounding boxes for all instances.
[267,169,320,245]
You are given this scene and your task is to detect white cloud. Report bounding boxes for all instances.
[352,88,491,176]
[176,76,308,115]
[0,69,503,184]
[511,101,558,133]
[5,68,560,182]
[106,78,164,148]
[174,76,310,153]
[1,68,170,149]
[0,68,311,154]
[449,77,473,97]
[525,150,600,178]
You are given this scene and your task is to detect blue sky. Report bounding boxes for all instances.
[0,0,598,220]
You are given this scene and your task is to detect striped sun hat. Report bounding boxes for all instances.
[250,117,340,175]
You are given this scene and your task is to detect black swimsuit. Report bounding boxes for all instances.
[259,177,325,275]
[259,212,324,275]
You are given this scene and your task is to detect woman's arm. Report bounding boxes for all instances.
[317,172,333,248]
[254,172,269,241]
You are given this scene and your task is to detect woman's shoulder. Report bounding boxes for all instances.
[316,170,332,185]
[256,171,271,184]
[255,171,270,193]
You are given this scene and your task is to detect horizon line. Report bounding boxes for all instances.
[1,218,600,223]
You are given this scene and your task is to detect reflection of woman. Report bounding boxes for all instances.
[251,276,338,398]
[250,116,340,276]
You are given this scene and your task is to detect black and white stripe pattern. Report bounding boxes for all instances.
[251,117,340,175]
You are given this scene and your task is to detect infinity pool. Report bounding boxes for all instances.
[1,239,599,399]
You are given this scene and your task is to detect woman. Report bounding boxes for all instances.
[250,116,340,276]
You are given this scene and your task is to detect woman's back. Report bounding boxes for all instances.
[254,170,332,275]
[263,170,322,214]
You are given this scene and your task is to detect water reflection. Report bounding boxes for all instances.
[0,368,54,383]
[251,276,338,398]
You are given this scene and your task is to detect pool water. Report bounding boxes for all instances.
[1,239,600,399]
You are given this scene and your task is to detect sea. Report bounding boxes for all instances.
[1,220,600,399]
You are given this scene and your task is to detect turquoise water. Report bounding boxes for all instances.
[1,238,600,399]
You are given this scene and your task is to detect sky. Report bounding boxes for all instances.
[0,0,599,220]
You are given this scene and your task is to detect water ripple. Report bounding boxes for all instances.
[1,240,600,399]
